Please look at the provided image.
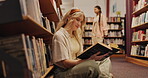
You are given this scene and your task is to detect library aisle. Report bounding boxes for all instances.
[0,0,148,78]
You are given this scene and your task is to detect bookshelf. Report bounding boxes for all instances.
[0,0,62,77]
[104,17,125,54]
[132,4,148,16]
[83,17,93,50]
[127,0,148,67]
[0,16,53,44]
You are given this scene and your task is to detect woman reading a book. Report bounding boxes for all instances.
[52,8,110,78]
[92,5,112,78]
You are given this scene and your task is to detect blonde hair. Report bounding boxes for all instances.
[56,8,86,44]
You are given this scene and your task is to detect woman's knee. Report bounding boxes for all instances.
[74,60,100,77]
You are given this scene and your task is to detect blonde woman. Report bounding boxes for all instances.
[92,5,112,78]
[52,8,109,78]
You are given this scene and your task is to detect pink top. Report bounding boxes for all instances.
[92,14,108,38]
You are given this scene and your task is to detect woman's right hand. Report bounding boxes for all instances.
[88,52,109,61]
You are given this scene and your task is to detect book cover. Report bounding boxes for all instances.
[77,42,120,59]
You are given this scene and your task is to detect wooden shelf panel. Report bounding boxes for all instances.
[132,5,148,16]
[107,22,122,24]
[104,37,123,38]
[0,16,53,44]
[83,44,92,46]
[132,22,148,30]
[108,29,123,31]
[82,37,92,38]
[126,56,148,67]
[41,66,54,78]
[39,0,59,22]
[131,55,148,58]
[132,40,148,43]
[85,29,92,31]
[86,22,93,24]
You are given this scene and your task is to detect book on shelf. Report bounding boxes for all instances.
[104,39,124,45]
[83,39,92,45]
[83,31,92,37]
[0,34,52,78]
[50,22,56,33]
[131,44,148,57]
[132,11,148,27]
[77,42,120,60]
[108,31,122,37]
[133,0,148,12]
[146,29,148,40]
[86,17,94,22]
[85,24,93,30]
[108,24,121,30]
[108,17,121,22]
[42,17,52,32]
[132,30,146,41]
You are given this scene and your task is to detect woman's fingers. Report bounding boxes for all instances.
[94,52,100,56]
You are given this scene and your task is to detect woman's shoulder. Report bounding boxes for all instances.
[53,28,69,40]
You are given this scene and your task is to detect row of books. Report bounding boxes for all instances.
[0,34,52,78]
[131,44,148,57]
[83,31,92,37]
[108,17,121,22]
[20,0,43,25]
[104,39,124,45]
[108,24,121,30]
[42,17,56,33]
[83,39,92,45]
[131,11,148,27]
[86,17,94,22]
[133,0,148,12]
[132,29,148,41]
[108,31,123,37]
[8,0,57,33]
[85,24,93,30]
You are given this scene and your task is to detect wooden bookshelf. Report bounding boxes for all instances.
[107,22,122,24]
[39,0,59,22]
[132,40,148,43]
[41,66,54,78]
[132,4,148,16]
[0,16,53,44]
[131,22,148,30]
[131,55,148,58]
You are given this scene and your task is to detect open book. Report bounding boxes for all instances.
[77,43,120,59]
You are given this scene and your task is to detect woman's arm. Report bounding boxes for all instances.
[56,59,87,68]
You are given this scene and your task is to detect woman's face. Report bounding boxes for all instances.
[71,15,84,31]
[94,8,100,14]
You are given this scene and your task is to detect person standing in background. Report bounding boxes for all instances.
[92,5,113,78]
[92,5,108,44]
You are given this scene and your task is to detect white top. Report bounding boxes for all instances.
[52,28,83,64]
[70,36,80,59]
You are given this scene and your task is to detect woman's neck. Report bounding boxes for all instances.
[64,27,74,37]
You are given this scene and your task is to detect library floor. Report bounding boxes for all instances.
[111,57,148,78]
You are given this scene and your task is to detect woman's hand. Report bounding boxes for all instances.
[88,52,109,61]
